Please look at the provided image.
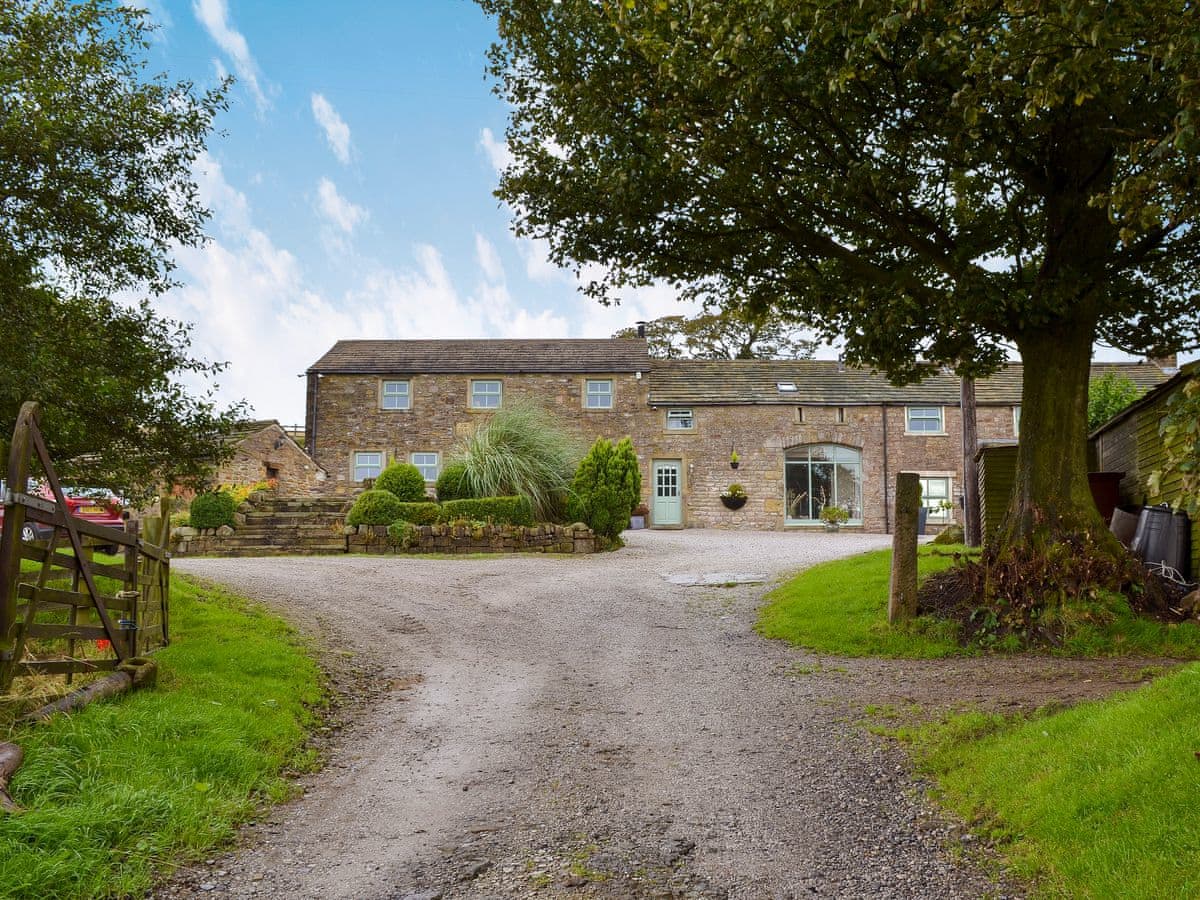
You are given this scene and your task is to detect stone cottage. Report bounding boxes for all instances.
[303,338,1167,533]
[214,420,327,495]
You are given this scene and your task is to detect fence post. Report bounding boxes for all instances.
[0,402,38,691]
[889,472,920,624]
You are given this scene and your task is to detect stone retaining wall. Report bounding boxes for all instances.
[347,522,596,555]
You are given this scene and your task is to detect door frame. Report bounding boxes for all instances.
[650,458,685,528]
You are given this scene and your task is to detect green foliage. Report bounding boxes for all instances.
[188,491,236,530]
[450,401,581,521]
[722,483,747,499]
[0,576,322,898]
[613,310,817,359]
[435,461,469,501]
[819,505,849,525]
[374,462,428,501]
[482,0,1200,548]
[1087,373,1145,430]
[439,496,534,526]
[904,665,1200,898]
[0,1,239,500]
[567,437,641,540]
[389,502,441,526]
[386,519,421,549]
[345,490,406,527]
[1149,375,1200,514]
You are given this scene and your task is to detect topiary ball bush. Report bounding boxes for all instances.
[374,462,428,501]
[189,491,236,530]
[345,490,407,527]
[435,461,469,502]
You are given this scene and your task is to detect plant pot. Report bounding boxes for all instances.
[730,461,739,470]
[629,515,645,530]
[720,495,747,510]
[823,522,841,532]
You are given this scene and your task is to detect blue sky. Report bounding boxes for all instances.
[146,0,702,424]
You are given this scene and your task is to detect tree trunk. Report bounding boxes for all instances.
[1003,320,1112,550]
[960,377,981,546]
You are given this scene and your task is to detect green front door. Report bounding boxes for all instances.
[652,459,683,526]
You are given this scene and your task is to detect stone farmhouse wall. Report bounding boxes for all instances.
[214,423,327,495]
[308,369,1023,533]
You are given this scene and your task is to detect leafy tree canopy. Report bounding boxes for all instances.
[1087,373,1145,432]
[614,309,816,359]
[482,0,1200,545]
[0,0,240,499]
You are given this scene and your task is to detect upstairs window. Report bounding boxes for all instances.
[353,451,383,482]
[906,406,944,434]
[381,380,411,410]
[666,408,694,430]
[470,379,502,409]
[411,452,440,482]
[585,379,614,409]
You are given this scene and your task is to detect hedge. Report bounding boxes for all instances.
[439,496,533,526]
[390,502,441,525]
[189,491,236,530]
[374,462,428,501]
[345,490,406,527]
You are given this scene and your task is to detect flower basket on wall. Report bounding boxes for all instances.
[720,483,747,510]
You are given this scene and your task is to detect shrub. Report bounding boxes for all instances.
[188,491,236,530]
[345,490,406,527]
[568,437,642,541]
[450,401,581,521]
[374,462,428,501]
[435,461,469,501]
[391,502,441,525]
[439,496,533,526]
[386,520,421,549]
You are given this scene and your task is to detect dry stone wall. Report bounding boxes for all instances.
[347,522,596,555]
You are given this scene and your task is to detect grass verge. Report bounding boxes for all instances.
[757,545,1200,658]
[898,663,1200,898]
[756,545,970,657]
[0,575,323,899]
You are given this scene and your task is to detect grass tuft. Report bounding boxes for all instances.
[0,576,322,899]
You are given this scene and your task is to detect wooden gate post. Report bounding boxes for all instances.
[889,472,920,624]
[0,403,38,691]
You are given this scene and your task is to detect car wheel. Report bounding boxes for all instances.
[20,523,37,543]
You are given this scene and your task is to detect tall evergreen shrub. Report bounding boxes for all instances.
[568,436,641,540]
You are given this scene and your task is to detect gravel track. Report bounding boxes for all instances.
[159,530,1164,899]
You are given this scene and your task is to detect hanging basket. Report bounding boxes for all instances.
[730,460,740,470]
[720,495,747,511]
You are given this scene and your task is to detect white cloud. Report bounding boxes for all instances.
[316,178,367,234]
[192,0,269,112]
[474,233,504,283]
[479,127,514,174]
[311,93,353,164]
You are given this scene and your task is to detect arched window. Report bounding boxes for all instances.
[785,444,863,524]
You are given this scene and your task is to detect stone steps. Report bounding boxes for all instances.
[174,491,355,557]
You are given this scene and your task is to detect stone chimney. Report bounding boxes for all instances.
[636,321,647,339]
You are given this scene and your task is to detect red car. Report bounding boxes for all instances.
[0,482,127,549]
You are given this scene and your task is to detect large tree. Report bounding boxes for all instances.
[481,0,1200,552]
[1,0,239,497]
[614,310,817,359]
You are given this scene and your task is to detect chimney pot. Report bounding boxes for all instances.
[636,321,647,339]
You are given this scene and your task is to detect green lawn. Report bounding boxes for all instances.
[900,664,1200,898]
[756,546,970,657]
[0,575,323,899]
[757,545,1200,658]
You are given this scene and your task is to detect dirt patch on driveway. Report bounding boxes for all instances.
[157,531,1174,899]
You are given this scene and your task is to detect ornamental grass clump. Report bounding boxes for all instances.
[450,401,581,521]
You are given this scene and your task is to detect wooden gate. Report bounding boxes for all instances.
[0,402,169,694]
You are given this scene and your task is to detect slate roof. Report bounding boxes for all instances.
[308,339,652,374]
[646,359,1168,406]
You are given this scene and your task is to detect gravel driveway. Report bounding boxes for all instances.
[161,530,1158,899]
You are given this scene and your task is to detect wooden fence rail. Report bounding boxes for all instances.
[0,401,169,693]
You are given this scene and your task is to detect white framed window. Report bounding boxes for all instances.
[665,408,694,431]
[353,451,383,482]
[1013,405,1021,437]
[785,444,863,524]
[411,452,440,482]
[585,379,614,409]
[470,379,502,409]
[918,475,953,523]
[906,406,944,434]
[381,379,411,410]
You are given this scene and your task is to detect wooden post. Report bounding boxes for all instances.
[0,402,38,692]
[961,377,982,546]
[889,472,920,623]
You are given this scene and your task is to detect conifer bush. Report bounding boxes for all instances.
[374,462,428,502]
[345,490,406,527]
[568,437,642,541]
[188,490,236,530]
